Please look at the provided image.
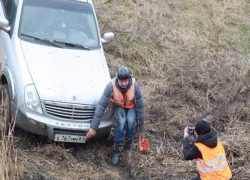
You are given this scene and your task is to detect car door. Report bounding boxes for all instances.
[0,0,19,69]
[0,0,19,104]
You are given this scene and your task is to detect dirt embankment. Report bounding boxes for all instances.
[1,0,250,179]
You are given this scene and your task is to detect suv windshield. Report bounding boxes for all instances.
[19,0,100,49]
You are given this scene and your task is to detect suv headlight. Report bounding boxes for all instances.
[25,84,43,114]
[103,103,114,119]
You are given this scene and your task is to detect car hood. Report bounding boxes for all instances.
[20,41,108,105]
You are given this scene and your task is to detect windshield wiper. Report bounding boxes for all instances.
[53,40,90,50]
[21,33,62,48]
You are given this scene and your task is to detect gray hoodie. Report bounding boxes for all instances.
[90,77,145,132]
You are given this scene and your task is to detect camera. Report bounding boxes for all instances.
[187,127,196,142]
[188,127,195,135]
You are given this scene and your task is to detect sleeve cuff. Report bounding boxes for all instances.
[90,125,98,130]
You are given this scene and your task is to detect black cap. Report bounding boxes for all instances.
[116,66,130,80]
[195,120,211,135]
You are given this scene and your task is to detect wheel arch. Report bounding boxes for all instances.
[0,72,15,101]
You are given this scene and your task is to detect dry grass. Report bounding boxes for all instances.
[10,135,123,180]
[0,118,19,179]
[0,0,249,179]
[95,0,250,179]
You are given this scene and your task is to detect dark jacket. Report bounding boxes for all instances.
[183,131,218,160]
[90,77,145,131]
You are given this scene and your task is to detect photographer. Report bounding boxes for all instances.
[183,120,232,180]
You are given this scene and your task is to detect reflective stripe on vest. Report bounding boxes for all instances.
[196,154,226,167]
[111,78,135,108]
[195,141,232,180]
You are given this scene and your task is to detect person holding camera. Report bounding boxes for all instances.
[183,120,232,180]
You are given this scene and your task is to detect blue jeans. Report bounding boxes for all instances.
[115,106,136,143]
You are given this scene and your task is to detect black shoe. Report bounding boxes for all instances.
[124,139,133,156]
[112,142,122,165]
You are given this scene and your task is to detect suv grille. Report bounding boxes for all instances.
[44,101,96,120]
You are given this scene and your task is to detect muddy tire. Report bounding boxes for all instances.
[0,85,11,135]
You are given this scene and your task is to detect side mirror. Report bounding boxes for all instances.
[0,17,10,32]
[101,32,114,45]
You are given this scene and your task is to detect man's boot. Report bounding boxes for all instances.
[112,142,122,165]
[124,139,133,156]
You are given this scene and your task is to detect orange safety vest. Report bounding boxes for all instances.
[195,141,232,180]
[110,78,135,108]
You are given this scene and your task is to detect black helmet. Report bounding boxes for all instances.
[116,66,130,80]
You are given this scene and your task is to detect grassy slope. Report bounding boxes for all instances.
[95,0,250,179]
[1,0,250,179]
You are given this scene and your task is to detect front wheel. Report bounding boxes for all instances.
[0,85,11,135]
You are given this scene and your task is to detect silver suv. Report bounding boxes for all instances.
[0,0,115,143]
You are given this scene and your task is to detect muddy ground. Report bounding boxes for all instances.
[13,127,140,180]
[10,88,250,180]
[1,0,250,179]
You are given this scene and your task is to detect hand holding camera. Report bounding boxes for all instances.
[184,127,189,138]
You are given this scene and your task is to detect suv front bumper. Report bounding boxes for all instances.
[15,104,114,141]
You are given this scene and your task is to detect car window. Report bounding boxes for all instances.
[3,0,19,29]
[19,0,100,49]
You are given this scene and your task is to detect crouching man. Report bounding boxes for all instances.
[183,120,232,180]
[86,66,145,165]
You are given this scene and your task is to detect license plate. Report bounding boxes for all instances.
[54,134,86,143]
